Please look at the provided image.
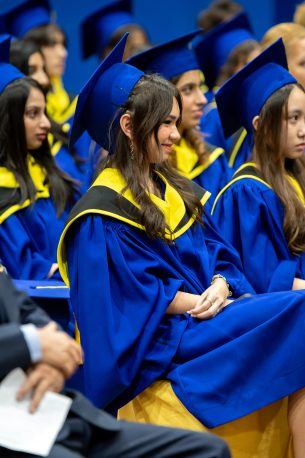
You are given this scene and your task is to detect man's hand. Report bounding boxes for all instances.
[16,363,65,413]
[37,322,82,377]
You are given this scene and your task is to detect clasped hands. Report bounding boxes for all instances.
[187,278,234,320]
[17,321,82,413]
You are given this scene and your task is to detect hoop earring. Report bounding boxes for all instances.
[129,141,135,160]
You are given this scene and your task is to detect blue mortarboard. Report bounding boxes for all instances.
[126,30,201,80]
[81,0,137,59]
[193,11,255,90]
[215,38,297,138]
[0,0,51,38]
[70,33,144,149]
[0,35,25,93]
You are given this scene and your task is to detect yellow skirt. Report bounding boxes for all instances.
[118,381,293,458]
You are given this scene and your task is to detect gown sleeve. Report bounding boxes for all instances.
[0,215,55,280]
[202,212,256,297]
[66,215,188,408]
[212,181,298,293]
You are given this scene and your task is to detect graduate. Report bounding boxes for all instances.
[0,0,93,189]
[58,34,305,458]
[0,36,77,280]
[194,11,259,170]
[10,38,88,193]
[0,0,72,123]
[212,39,305,294]
[127,30,232,200]
[81,0,150,62]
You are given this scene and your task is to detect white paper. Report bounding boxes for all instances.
[0,368,72,456]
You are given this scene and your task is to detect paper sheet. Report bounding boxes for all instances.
[0,368,72,456]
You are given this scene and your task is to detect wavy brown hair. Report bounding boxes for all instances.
[105,74,204,242]
[253,83,305,253]
[171,74,209,164]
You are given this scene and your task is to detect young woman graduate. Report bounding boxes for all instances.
[0,36,77,280]
[9,38,88,194]
[212,38,305,295]
[127,30,232,200]
[58,34,305,458]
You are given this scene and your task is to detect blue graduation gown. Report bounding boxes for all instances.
[51,139,91,195]
[173,139,233,200]
[200,104,252,171]
[58,169,305,428]
[212,163,305,293]
[0,156,75,280]
[0,198,67,280]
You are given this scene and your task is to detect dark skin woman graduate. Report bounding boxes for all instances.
[0,0,93,189]
[10,38,88,193]
[0,36,77,280]
[212,39,305,295]
[58,35,305,458]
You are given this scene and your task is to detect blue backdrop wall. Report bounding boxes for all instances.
[0,0,300,94]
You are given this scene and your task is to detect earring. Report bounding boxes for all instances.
[130,141,135,160]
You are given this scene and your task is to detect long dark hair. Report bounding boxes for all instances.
[105,74,204,242]
[10,38,82,162]
[10,39,49,91]
[0,77,77,216]
[253,83,305,253]
[23,23,67,49]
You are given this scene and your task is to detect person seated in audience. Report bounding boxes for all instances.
[127,30,232,200]
[81,0,151,62]
[0,36,78,280]
[212,39,305,294]
[194,11,260,170]
[0,266,229,458]
[58,34,305,458]
[0,0,93,187]
[261,22,305,91]
[197,0,242,32]
[0,0,72,123]
[10,38,89,193]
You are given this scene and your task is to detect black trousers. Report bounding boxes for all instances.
[0,420,230,458]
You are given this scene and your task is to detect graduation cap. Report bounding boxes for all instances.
[81,0,138,59]
[126,30,201,80]
[0,0,51,38]
[215,38,296,138]
[0,34,25,93]
[193,11,255,90]
[70,33,144,150]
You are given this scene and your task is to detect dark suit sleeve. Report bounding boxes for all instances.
[0,272,52,379]
[0,323,32,378]
[0,272,51,327]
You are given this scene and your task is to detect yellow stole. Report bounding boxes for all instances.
[287,175,305,205]
[57,167,210,286]
[46,76,77,124]
[0,156,49,223]
[173,138,224,180]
